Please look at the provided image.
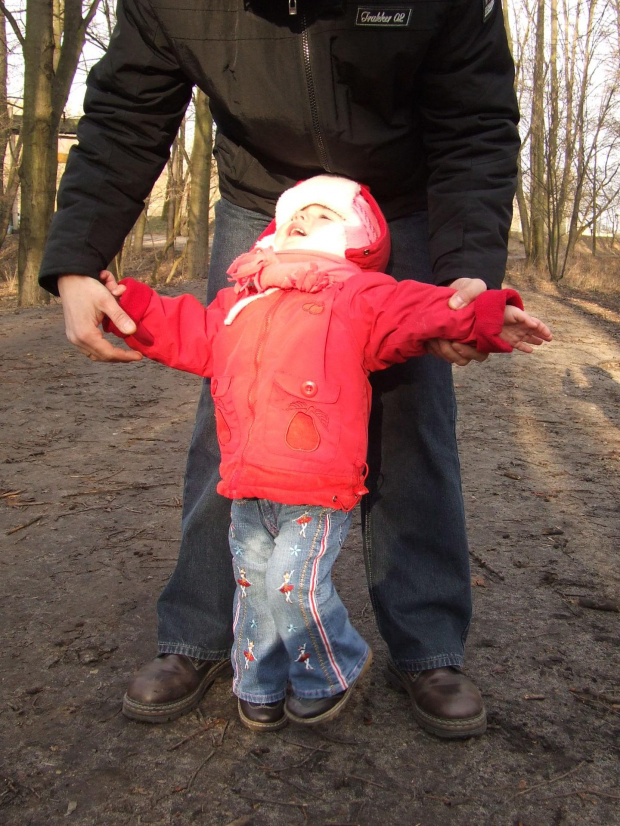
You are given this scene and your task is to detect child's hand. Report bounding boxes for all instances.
[99,269,127,298]
[500,305,552,352]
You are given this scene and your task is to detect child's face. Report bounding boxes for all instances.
[274,204,345,251]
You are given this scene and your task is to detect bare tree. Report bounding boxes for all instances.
[150,125,191,284]
[0,9,21,247]
[185,89,213,281]
[505,0,532,252]
[528,0,546,266]
[511,0,620,278]
[131,197,149,256]
[3,0,101,307]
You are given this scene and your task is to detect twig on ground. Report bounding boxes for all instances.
[186,750,215,790]
[512,762,585,798]
[346,774,389,790]
[126,437,178,443]
[55,505,119,521]
[96,707,122,724]
[469,549,505,581]
[6,501,54,507]
[277,737,332,753]
[267,772,308,795]
[548,788,620,801]
[167,718,227,751]
[423,793,472,806]
[260,747,324,773]
[236,791,309,811]
[570,688,620,713]
[6,515,43,535]
[317,731,358,746]
[213,719,229,746]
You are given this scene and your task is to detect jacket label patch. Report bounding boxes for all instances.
[483,0,495,21]
[355,7,412,27]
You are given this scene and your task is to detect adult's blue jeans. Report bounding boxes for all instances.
[229,501,369,703]
[157,196,472,671]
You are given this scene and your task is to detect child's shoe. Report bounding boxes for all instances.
[285,649,372,725]
[238,698,287,732]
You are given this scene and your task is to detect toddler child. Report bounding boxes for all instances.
[103,175,551,732]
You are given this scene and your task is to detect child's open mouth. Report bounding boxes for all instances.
[288,224,307,237]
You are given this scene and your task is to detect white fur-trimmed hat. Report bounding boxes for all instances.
[254,175,391,271]
[274,174,380,250]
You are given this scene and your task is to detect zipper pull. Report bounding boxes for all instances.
[289,0,298,14]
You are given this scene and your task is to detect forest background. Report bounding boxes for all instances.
[0,0,618,307]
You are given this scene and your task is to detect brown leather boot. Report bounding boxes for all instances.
[285,650,372,725]
[122,654,232,723]
[238,699,287,732]
[387,663,487,739]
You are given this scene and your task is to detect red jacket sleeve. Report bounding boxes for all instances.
[345,275,523,371]
[103,277,228,377]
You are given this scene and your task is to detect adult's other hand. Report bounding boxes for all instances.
[58,274,141,363]
[426,277,489,366]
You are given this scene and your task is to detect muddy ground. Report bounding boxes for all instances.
[0,274,618,826]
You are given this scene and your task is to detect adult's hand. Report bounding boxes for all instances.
[58,274,142,363]
[426,277,489,366]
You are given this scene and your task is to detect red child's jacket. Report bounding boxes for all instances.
[106,247,523,511]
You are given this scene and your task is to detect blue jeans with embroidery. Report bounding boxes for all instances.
[229,500,369,702]
[157,197,472,672]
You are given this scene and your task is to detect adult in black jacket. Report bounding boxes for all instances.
[40,0,519,738]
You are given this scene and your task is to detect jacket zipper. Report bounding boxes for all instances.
[289,0,297,13]
[230,292,287,493]
[299,12,332,171]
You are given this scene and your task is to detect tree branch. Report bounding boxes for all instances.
[0,3,25,50]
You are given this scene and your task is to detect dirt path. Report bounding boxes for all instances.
[1,281,618,826]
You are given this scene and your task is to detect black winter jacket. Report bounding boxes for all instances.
[39,0,520,295]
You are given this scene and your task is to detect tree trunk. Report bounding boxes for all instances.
[132,198,149,255]
[18,0,56,306]
[0,145,22,247]
[0,10,8,189]
[502,3,529,253]
[528,0,546,267]
[546,0,561,279]
[17,0,101,307]
[515,160,530,255]
[164,154,176,257]
[185,90,213,281]
[557,0,599,281]
[0,11,22,246]
[591,144,597,257]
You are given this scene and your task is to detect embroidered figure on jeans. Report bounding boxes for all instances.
[278,570,295,603]
[295,513,312,537]
[296,643,314,670]
[243,639,256,669]
[237,567,252,597]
